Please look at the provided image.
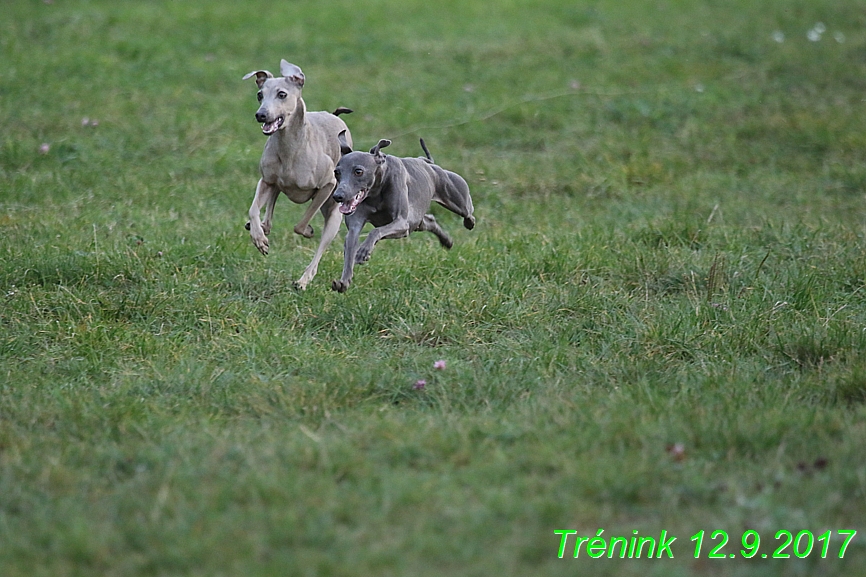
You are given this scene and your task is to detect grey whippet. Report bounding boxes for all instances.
[243,59,353,289]
[330,133,475,292]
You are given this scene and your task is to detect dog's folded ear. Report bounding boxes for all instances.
[242,70,274,89]
[279,60,305,87]
[369,139,391,163]
[338,130,353,155]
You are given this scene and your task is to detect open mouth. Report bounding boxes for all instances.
[338,188,369,215]
[261,116,285,135]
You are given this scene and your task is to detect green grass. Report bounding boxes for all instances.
[2,0,866,575]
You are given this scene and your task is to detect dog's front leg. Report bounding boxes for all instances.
[248,179,278,255]
[293,184,332,239]
[296,198,341,290]
[355,217,410,264]
[332,216,364,293]
[262,183,280,236]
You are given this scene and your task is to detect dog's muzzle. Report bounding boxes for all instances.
[260,116,284,135]
[335,188,369,215]
[256,110,284,135]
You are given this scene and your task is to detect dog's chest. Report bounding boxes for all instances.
[277,174,318,197]
[364,200,402,227]
[260,155,320,197]
[367,210,395,228]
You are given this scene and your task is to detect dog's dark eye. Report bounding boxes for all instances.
[353,168,364,176]
[334,170,341,181]
[277,91,287,99]
[256,92,263,102]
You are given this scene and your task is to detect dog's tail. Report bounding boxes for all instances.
[332,107,353,116]
[419,138,434,164]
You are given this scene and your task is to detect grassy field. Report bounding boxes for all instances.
[2,0,866,575]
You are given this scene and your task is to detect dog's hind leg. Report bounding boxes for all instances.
[417,214,453,249]
[432,172,475,230]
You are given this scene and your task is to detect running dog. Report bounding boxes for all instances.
[330,134,475,292]
[243,59,353,289]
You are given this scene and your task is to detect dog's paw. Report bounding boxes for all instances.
[294,224,314,239]
[252,235,269,256]
[355,246,373,265]
[293,279,308,291]
[331,279,349,293]
[463,215,476,230]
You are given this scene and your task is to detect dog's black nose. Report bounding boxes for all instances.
[255,111,267,123]
[332,190,345,203]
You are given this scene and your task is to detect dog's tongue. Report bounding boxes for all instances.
[338,189,368,215]
[261,117,283,135]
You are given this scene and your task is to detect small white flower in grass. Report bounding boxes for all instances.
[413,379,426,390]
[694,83,705,93]
[772,31,785,43]
[833,31,845,43]
[433,360,446,370]
[666,442,686,462]
[38,143,50,154]
[807,23,825,42]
